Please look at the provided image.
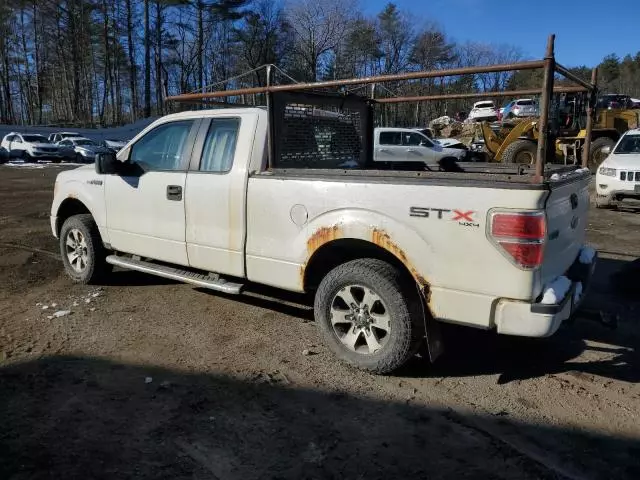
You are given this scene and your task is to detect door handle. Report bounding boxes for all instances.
[378,148,389,153]
[166,185,182,201]
[406,148,416,153]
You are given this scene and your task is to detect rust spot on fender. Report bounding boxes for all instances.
[371,228,429,288]
[306,225,343,256]
[300,225,344,288]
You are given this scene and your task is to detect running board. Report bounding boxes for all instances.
[106,255,243,294]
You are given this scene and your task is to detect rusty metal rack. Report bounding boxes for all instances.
[166,35,597,178]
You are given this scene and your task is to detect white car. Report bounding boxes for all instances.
[0,132,64,162]
[101,139,128,152]
[56,137,113,163]
[48,132,80,144]
[468,101,498,122]
[502,98,538,119]
[595,129,640,208]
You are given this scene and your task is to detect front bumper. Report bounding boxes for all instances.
[494,250,598,337]
[30,151,63,158]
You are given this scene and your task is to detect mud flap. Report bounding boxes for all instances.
[418,287,444,362]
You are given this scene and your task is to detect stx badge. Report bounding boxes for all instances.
[410,207,479,228]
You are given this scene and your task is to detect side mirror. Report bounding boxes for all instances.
[601,146,611,155]
[95,152,118,174]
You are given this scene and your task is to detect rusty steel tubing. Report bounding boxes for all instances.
[555,63,595,91]
[166,60,546,102]
[535,34,556,179]
[581,68,599,168]
[375,86,587,104]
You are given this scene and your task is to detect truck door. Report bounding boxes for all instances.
[375,131,403,162]
[104,119,199,266]
[184,115,251,277]
[401,131,436,162]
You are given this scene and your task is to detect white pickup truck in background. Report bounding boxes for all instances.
[50,106,597,374]
[373,127,466,166]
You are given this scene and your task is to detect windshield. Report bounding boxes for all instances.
[22,135,48,143]
[475,102,494,109]
[75,140,96,146]
[614,135,640,154]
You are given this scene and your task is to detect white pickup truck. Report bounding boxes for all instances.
[50,106,597,374]
[373,128,466,166]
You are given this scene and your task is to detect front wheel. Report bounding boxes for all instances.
[314,259,424,374]
[501,139,537,164]
[59,214,111,284]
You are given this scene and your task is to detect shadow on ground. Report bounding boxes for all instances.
[0,355,638,480]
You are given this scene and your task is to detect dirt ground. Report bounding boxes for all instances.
[0,164,639,480]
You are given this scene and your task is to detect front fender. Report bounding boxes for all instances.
[52,177,108,242]
[298,208,434,287]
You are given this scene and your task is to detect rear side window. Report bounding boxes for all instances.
[199,118,240,172]
[130,120,194,171]
[516,100,533,106]
[379,131,401,145]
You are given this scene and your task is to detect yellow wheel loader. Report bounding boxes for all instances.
[478,93,640,170]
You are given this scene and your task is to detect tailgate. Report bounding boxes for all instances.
[541,172,591,286]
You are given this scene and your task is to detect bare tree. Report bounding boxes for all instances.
[286,0,355,80]
[144,0,151,117]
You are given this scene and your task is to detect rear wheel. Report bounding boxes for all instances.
[314,259,424,374]
[501,139,537,164]
[588,137,615,172]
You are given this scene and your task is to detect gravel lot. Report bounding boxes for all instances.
[1,164,639,479]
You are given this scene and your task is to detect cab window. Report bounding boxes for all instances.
[199,118,240,172]
[379,131,401,145]
[129,120,194,171]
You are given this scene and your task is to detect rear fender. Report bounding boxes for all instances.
[301,208,433,289]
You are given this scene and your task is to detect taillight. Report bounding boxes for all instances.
[489,211,546,269]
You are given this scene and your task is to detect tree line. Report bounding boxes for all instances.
[0,0,637,128]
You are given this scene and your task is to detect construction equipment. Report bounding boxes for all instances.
[478,91,640,170]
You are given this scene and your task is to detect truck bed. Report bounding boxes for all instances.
[259,163,587,188]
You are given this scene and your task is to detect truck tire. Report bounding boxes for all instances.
[588,137,615,172]
[501,139,537,164]
[314,259,423,374]
[59,214,111,284]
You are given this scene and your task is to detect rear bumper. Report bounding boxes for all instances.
[494,249,598,337]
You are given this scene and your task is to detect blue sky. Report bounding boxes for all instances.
[363,0,639,66]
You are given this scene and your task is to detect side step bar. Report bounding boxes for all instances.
[106,255,243,294]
